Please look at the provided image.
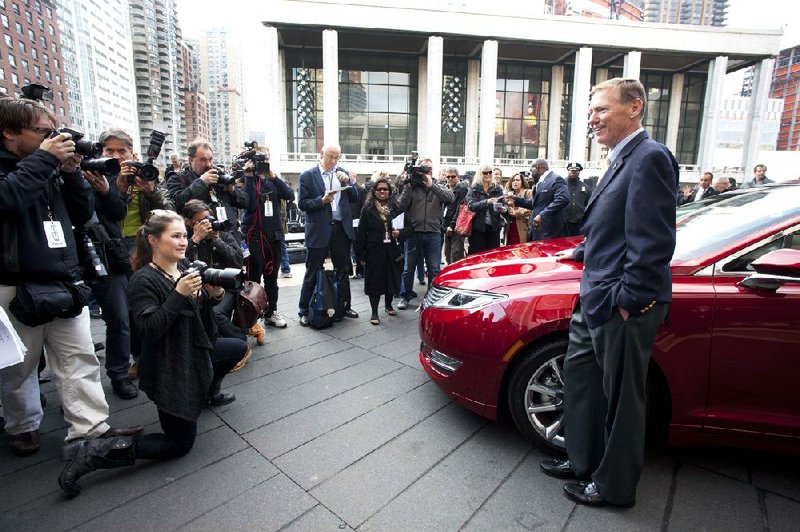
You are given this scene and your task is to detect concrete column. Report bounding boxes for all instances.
[569,47,592,163]
[478,40,498,166]
[742,57,775,172]
[590,68,608,161]
[623,51,641,80]
[322,29,339,148]
[264,26,284,169]
[417,56,428,155]
[547,65,564,161]
[426,36,444,168]
[665,73,684,154]
[697,56,728,170]
[465,59,480,161]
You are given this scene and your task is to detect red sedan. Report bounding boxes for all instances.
[419,183,800,454]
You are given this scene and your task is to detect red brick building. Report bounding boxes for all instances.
[770,45,800,151]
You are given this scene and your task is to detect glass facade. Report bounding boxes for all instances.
[559,66,574,161]
[441,59,468,157]
[494,63,551,160]
[285,50,324,153]
[641,72,671,144]
[677,73,707,165]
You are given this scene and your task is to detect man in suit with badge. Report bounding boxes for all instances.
[297,144,359,326]
[540,78,678,508]
[507,158,569,241]
[563,162,592,237]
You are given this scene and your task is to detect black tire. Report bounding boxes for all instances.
[507,338,569,453]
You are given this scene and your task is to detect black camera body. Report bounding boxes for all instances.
[80,157,120,175]
[236,142,270,176]
[203,215,232,232]
[402,150,430,187]
[127,130,166,184]
[53,127,102,159]
[214,165,235,186]
[181,260,243,291]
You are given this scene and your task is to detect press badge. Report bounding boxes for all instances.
[264,200,274,217]
[383,231,391,243]
[215,207,228,222]
[43,221,67,248]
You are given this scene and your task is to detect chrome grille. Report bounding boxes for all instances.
[422,284,450,309]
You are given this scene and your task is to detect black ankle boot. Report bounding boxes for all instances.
[58,436,135,497]
[208,378,235,407]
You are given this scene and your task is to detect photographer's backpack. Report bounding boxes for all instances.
[308,269,340,329]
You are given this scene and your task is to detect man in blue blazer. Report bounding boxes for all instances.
[539,79,678,508]
[297,145,359,325]
[510,158,569,241]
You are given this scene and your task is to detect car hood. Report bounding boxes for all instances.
[434,237,584,292]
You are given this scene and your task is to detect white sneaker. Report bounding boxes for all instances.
[265,313,288,328]
[397,299,408,310]
[280,271,292,278]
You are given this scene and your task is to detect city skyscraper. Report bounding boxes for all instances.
[199,28,247,164]
[181,39,210,143]
[56,0,139,147]
[128,0,185,161]
[644,0,728,26]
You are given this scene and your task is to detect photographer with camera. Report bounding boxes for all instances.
[395,156,454,310]
[167,139,248,234]
[58,210,248,497]
[240,146,294,329]
[0,97,143,457]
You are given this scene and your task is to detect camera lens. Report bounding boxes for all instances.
[81,157,121,175]
[201,267,243,291]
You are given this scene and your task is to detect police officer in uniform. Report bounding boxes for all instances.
[563,162,592,237]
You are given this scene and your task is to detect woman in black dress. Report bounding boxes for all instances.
[59,210,247,497]
[355,178,405,325]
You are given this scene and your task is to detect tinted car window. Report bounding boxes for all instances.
[673,186,800,262]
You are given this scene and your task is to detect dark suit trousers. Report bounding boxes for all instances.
[298,221,352,316]
[563,301,667,505]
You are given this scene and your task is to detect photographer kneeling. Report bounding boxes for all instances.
[58,210,248,497]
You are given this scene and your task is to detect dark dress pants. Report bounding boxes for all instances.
[298,221,352,316]
[246,233,281,318]
[565,222,582,237]
[91,273,131,382]
[563,301,668,505]
[468,228,500,254]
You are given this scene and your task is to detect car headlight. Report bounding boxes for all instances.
[427,287,506,310]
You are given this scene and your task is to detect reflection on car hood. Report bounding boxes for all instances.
[434,237,584,292]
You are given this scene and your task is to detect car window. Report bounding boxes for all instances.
[721,229,800,273]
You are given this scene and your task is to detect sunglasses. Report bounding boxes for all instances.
[375,188,390,192]
[482,171,492,175]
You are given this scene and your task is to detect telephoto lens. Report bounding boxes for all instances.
[80,157,121,175]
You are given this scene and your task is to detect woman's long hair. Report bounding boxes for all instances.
[471,163,494,187]
[361,177,394,218]
[130,209,184,271]
[505,173,530,194]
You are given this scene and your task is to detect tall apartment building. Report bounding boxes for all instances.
[199,28,247,164]
[56,0,138,146]
[0,0,69,124]
[128,0,184,161]
[181,39,209,143]
[644,0,728,26]
[770,45,800,152]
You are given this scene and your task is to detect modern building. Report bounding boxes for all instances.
[181,39,210,144]
[717,96,783,150]
[199,28,247,164]
[56,0,139,147]
[548,0,644,21]
[644,0,728,27]
[128,0,184,162]
[258,1,779,181]
[0,0,69,124]
[770,45,800,152]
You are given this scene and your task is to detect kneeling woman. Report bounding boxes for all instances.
[59,210,248,497]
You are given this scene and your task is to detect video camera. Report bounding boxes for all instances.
[49,127,121,176]
[127,130,166,183]
[235,141,270,176]
[180,260,244,291]
[402,150,431,188]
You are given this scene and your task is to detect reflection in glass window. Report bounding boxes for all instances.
[495,63,551,160]
[677,73,706,165]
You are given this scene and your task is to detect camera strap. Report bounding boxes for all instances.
[42,179,66,249]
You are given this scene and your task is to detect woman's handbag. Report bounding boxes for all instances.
[232,281,268,329]
[454,204,476,237]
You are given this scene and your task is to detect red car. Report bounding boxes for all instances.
[419,183,800,454]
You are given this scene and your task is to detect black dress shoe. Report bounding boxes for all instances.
[299,315,310,327]
[343,308,359,319]
[563,481,635,508]
[9,430,40,456]
[209,392,236,406]
[540,458,582,480]
[111,377,139,400]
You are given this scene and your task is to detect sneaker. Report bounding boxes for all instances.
[397,299,408,310]
[280,270,292,278]
[247,323,266,345]
[265,313,288,328]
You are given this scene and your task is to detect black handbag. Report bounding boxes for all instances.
[10,281,94,327]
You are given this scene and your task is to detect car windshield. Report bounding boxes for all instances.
[673,185,800,261]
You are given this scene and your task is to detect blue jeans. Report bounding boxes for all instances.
[279,239,290,273]
[401,232,442,300]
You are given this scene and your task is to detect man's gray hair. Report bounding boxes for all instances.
[99,129,134,150]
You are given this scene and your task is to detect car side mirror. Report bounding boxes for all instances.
[739,249,800,292]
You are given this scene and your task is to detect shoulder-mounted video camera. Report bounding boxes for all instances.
[127,130,166,183]
[235,141,270,176]
[402,150,431,188]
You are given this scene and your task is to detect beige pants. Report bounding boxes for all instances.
[0,284,110,441]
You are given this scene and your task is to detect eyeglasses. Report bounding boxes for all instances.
[447,174,458,179]
[482,171,492,175]
[375,188,390,192]
[26,127,54,137]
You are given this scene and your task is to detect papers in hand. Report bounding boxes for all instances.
[326,185,352,193]
[0,306,27,369]
[392,214,404,230]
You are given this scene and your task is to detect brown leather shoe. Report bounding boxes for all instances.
[9,430,41,457]
[100,426,145,438]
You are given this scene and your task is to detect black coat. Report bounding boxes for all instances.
[466,183,504,233]
[355,204,404,297]
[167,167,248,231]
[443,181,469,229]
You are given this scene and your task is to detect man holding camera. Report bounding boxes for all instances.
[297,144,360,325]
[395,157,454,310]
[167,139,248,233]
[0,97,143,456]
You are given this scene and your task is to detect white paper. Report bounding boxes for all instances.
[0,306,26,369]
[215,206,228,222]
[392,215,404,230]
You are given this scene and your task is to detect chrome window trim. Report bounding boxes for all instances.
[711,223,800,277]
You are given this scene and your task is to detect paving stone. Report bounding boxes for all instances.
[311,402,487,527]
[182,473,316,531]
[245,366,427,459]
[359,423,532,531]
[275,381,451,490]
[282,504,354,531]
[750,455,800,501]
[765,492,800,532]
[348,318,419,350]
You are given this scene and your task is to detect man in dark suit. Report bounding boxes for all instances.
[509,158,569,241]
[541,78,678,508]
[297,145,359,325]
[678,171,717,205]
